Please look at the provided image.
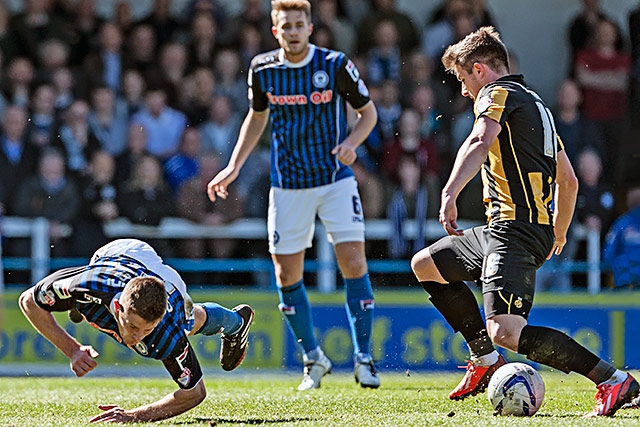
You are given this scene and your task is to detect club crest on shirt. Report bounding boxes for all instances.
[475,95,494,115]
[313,71,329,89]
[135,341,148,355]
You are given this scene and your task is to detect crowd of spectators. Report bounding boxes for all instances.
[0,0,638,290]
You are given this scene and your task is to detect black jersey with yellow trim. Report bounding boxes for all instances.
[474,74,560,225]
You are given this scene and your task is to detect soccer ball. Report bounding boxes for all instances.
[487,362,545,416]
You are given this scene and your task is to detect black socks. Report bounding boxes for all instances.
[421,281,494,357]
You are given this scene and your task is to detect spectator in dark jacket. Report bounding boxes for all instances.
[12,147,80,257]
[0,105,38,215]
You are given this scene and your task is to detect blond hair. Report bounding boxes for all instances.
[441,26,509,75]
[270,0,311,26]
[122,276,167,322]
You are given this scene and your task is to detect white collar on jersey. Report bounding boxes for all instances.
[279,43,316,68]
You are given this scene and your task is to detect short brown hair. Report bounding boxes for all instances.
[270,0,311,26]
[122,276,167,322]
[441,26,509,75]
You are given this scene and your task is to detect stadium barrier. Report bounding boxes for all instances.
[0,216,600,294]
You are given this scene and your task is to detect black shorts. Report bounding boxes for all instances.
[429,221,554,317]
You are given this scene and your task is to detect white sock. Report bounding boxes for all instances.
[473,351,500,366]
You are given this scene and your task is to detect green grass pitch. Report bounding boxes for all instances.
[1,369,639,426]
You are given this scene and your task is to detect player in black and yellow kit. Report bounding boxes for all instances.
[410,26,639,417]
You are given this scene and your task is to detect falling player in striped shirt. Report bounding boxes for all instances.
[19,238,254,423]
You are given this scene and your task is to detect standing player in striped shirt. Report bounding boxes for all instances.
[19,238,254,423]
[208,0,380,390]
[410,26,638,416]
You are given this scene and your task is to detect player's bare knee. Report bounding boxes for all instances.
[339,256,367,277]
[277,269,306,288]
[276,274,291,287]
[197,384,207,403]
[272,264,290,285]
[189,381,207,405]
[487,322,519,352]
[411,250,436,280]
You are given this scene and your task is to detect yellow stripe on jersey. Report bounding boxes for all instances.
[475,76,558,226]
[481,86,516,221]
[505,121,534,222]
[528,172,551,224]
[486,131,516,221]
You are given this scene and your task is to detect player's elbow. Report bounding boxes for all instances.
[195,383,207,405]
[559,172,579,194]
[18,288,35,315]
[186,381,207,407]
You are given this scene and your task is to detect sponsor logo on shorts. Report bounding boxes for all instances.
[272,230,280,244]
[352,216,364,223]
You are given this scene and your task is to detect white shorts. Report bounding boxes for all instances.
[268,177,365,254]
[91,239,190,303]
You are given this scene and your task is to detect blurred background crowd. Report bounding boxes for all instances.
[0,0,639,291]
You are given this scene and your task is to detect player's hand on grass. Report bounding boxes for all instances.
[331,143,357,165]
[90,405,134,423]
[207,166,238,202]
[70,345,99,377]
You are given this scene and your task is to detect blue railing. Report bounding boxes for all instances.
[0,216,601,293]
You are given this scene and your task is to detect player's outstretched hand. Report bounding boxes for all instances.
[207,166,238,202]
[90,405,135,423]
[70,345,99,377]
[331,143,357,165]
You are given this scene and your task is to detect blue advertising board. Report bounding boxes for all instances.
[286,305,640,371]
[1,292,639,372]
